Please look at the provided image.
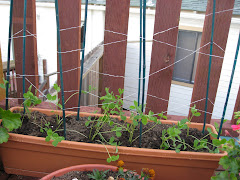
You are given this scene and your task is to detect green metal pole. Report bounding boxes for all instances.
[137,0,143,106]
[139,0,146,148]
[55,0,66,139]
[217,33,240,139]
[77,0,89,121]
[22,0,28,113]
[5,0,14,110]
[202,0,216,134]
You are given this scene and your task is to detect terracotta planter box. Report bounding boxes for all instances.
[0,107,226,180]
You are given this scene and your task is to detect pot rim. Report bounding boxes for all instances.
[40,164,141,180]
[40,164,118,180]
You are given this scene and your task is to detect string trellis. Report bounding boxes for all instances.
[4,1,240,143]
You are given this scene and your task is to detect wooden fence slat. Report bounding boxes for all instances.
[58,0,81,109]
[146,0,182,114]
[232,86,240,124]
[0,45,5,101]
[190,0,234,123]
[101,0,130,96]
[12,0,38,103]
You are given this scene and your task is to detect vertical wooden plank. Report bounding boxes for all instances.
[95,61,99,105]
[58,0,81,110]
[0,45,5,101]
[98,56,103,105]
[12,0,38,102]
[232,86,240,124]
[42,59,49,90]
[101,0,130,96]
[190,0,234,123]
[146,0,182,114]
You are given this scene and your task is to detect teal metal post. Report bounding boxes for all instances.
[139,0,146,148]
[137,0,143,106]
[5,0,14,110]
[22,0,28,113]
[55,0,66,139]
[77,0,89,121]
[202,0,216,133]
[217,33,240,139]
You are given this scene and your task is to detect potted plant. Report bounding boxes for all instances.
[40,160,155,180]
[211,113,240,180]
[0,85,227,180]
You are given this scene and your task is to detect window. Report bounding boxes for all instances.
[173,30,202,84]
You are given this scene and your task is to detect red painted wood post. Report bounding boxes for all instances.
[58,0,81,109]
[190,0,234,123]
[146,0,182,114]
[101,0,130,96]
[232,86,240,124]
[12,0,39,103]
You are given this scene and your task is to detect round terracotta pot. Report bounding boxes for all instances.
[40,164,118,180]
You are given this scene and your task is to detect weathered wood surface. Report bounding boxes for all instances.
[190,0,235,123]
[57,0,81,110]
[0,45,5,101]
[2,61,15,72]
[102,0,130,97]
[80,46,103,106]
[146,0,182,114]
[12,0,38,103]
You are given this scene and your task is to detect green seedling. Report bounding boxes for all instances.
[87,169,109,180]
[23,85,42,118]
[0,108,21,144]
[40,121,65,147]
[0,78,10,89]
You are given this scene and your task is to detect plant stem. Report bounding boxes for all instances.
[64,92,79,105]
[56,129,88,138]
[132,123,157,143]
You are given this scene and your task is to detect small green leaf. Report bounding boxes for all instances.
[85,121,90,127]
[207,127,212,133]
[134,101,138,107]
[45,136,51,142]
[47,129,53,136]
[109,121,114,126]
[175,149,180,153]
[0,84,5,89]
[133,120,138,126]
[47,94,52,100]
[109,137,115,143]
[52,95,57,101]
[120,115,126,121]
[57,104,63,109]
[0,127,9,144]
[1,110,21,131]
[107,158,111,163]
[180,119,189,124]
[52,141,59,147]
[116,131,121,137]
[211,133,218,138]
[142,116,148,125]
[194,112,201,117]
[54,84,61,92]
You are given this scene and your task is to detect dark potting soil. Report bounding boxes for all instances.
[13,111,213,152]
[51,170,135,180]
